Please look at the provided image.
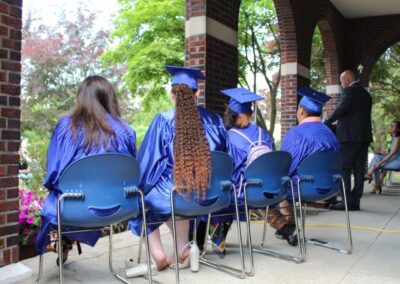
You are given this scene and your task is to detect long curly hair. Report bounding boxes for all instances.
[71,75,121,151]
[173,84,211,197]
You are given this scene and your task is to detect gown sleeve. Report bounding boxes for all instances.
[137,114,171,193]
[43,117,78,192]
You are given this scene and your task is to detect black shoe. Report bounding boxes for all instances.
[274,230,284,240]
[330,202,359,211]
[276,224,298,246]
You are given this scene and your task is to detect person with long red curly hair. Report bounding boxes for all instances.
[128,66,229,274]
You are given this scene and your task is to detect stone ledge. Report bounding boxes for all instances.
[0,263,32,284]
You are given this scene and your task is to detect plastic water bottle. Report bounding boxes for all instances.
[190,241,200,272]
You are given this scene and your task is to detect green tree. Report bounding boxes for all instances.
[22,8,114,191]
[369,42,400,148]
[101,0,185,109]
[238,0,280,135]
[310,26,326,91]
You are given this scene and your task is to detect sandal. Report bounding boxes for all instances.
[47,233,81,266]
[364,174,373,184]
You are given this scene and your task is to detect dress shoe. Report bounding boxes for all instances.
[330,202,359,211]
[275,224,298,246]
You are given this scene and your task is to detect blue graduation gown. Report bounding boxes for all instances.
[281,121,340,198]
[228,123,274,202]
[128,107,229,236]
[35,115,137,254]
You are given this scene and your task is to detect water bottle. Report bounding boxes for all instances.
[190,241,200,272]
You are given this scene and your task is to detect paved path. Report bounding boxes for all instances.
[17,183,400,284]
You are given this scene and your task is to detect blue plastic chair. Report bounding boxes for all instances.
[35,153,152,284]
[381,158,400,189]
[296,150,353,258]
[241,151,303,275]
[137,151,245,284]
[170,151,245,283]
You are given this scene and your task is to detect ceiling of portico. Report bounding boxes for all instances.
[330,0,400,18]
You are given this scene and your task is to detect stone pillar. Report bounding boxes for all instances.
[0,0,22,266]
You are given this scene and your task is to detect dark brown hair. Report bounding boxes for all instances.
[173,84,211,197]
[71,75,121,150]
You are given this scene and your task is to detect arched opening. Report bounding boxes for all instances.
[310,19,340,116]
[237,0,281,138]
[368,42,400,153]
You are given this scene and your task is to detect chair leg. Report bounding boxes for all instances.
[137,224,145,263]
[200,185,246,279]
[108,225,130,284]
[253,180,304,263]
[35,254,43,284]
[57,196,64,284]
[170,189,180,284]
[137,190,153,283]
[304,178,353,254]
[260,206,269,247]
[243,186,255,276]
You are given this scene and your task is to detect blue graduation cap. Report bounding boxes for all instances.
[165,66,205,90]
[220,87,264,113]
[298,87,331,114]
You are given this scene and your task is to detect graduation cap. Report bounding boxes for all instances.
[220,87,264,113]
[298,87,331,114]
[165,66,205,90]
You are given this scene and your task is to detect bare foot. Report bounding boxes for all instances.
[153,257,169,271]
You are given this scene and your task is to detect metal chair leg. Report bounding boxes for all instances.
[170,188,180,284]
[35,254,43,284]
[57,195,65,284]
[253,180,304,264]
[243,186,255,276]
[137,224,145,263]
[200,184,246,279]
[260,206,269,247]
[108,225,129,284]
[137,190,153,283]
[303,178,353,254]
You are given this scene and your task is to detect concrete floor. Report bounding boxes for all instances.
[16,182,400,284]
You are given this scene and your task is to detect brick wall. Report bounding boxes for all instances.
[185,0,240,115]
[345,15,400,85]
[0,0,22,266]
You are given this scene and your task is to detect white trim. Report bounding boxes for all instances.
[281,63,310,79]
[185,16,238,46]
[326,84,340,94]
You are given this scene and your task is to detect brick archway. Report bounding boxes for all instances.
[362,34,400,85]
[273,0,300,136]
[317,19,340,115]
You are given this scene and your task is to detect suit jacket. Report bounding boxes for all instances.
[325,82,372,143]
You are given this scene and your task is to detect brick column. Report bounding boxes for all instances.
[0,0,22,266]
[185,0,240,115]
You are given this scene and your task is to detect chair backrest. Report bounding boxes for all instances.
[173,151,233,216]
[244,151,292,208]
[297,150,343,202]
[58,153,141,228]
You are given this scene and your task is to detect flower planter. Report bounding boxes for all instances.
[19,244,39,261]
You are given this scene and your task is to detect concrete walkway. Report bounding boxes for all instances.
[16,183,400,284]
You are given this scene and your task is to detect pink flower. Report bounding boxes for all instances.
[19,188,25,195]
[26,217,35,224]
[23,228,29,235]
[19,212,26,220]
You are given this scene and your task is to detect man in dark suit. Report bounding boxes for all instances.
[325,70,372,211]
